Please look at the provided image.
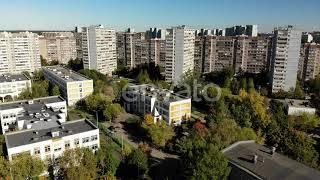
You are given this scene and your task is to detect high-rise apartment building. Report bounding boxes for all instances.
[270,26,302,93]
[149,38,166,68]
[39,32,77,64]
[208,36,235,72]
[0,32,41,74]
[245,25,258,37]
[116,30,149,69]
[225,25,258,37]
[300,43,320,81]
[82,25,117,76]
[165,26,195,83]
[235,36,271,73]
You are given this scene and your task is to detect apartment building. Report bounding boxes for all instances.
[225,25,258,37]
[194,36,205,72]
[5,119,99,161]
[149,38,166,68]
[82,25,117,76]
[116,30,149,69]
[0,73,31,101]
[123,84,191,125]
[0,96,67,134]
[165,26,195,83]
[74,27,83,60]
[270,26,301,93]
[300,43,320,81]
[0,31,41,74]
[43,66,93,106]
[235,36,271,73]
[39,32,77,64]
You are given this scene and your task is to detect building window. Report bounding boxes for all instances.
[45,145,51,153]
[91,135,98,141]
[54,147,62,152]
[65,141,71,149]
[74,139,80,146]
[34,148,40,155]
[82,137,90,143]
[91,144,98,150]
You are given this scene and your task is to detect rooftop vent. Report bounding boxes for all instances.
[51,131,60,137]
[32,137,39,141]
[33,131,38,135]
[28,100,34,105]
[253,154,258,164]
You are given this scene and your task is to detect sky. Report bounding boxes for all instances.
[1,0,320,32]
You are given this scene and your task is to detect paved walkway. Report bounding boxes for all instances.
[103,113,178,160]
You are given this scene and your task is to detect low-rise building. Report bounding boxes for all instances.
[285,99,316,115]
[0,96,67,134]
[123,84,191,125]
[0,74,31,101]
[5,119,99,161]
[223,140,320,180]
[43,66,93,106]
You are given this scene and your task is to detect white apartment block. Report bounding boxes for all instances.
[39,32,77,64]
[300,43,320,81]
[0,96,67,134]
[0,31,41,74]
[43,66,93,106]
[0,74,31,101]
[82,25,117,76]
[124,84,191,125]
[271,26,302,93]
[165,26,195,83]
[5,119,99,161]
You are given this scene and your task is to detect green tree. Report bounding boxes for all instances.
[142,120,175,148]
[10,154,45,179]
[58,148,97,180]
[125,149,149,178]
[96,148,120,176]
[103,103,124,122]
[0,156,9,179]
[190,145,230,180]
[294,81,305,99]
[240,78,247,90]
[248,78,255,92]
[67,58,84,72]
[136,70,151,84]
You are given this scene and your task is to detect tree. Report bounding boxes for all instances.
[144,114,154,125]
[136,70,151,84]
[289,113,320,132]
[240,78,247,90]
[0,156,9,179]
[67,58,83,72]
[97,149,120,176]
[48,82,60,96]
[10,154,45,179]
[58,148,97,180]
[294,81,305,99]
[248,78,255,92]
[103,103,124,122]
[125,149,149,178]
[142,120,175,148]
[190,145,230,180]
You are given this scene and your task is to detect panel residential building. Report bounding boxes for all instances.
[235,36,271,73]
[300,43,320,81]
[124,84,191,125]
[43,66,93,106]
[82,25,117,76]
[39,32,77,64]
[270,26,302,93]
[0,31,41,74]
[165,26,195,83]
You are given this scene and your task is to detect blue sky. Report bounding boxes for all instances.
[1,0,319,32]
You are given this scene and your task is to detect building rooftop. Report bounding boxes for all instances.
[0,74,29,83]
[43,66,92,82]
[285,99,314,109]
[0,96,66,131]
[223,141,320,180]
[5,119,98,148]
[127,84,190,103]
[0,96,64,111]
